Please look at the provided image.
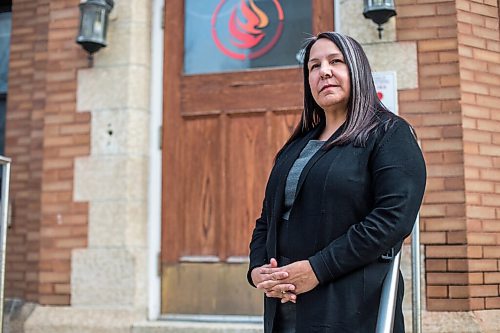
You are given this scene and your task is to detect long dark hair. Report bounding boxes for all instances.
[284,32,395,150]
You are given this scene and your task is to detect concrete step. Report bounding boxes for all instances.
[133,321,262,333]
[132,310,500,333]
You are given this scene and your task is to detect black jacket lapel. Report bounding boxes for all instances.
[271,129,319,221]
[294,145,328,200]
[294,123,346,200]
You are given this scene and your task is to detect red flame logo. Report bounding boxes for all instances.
[229,0,267,48]
[212,0,284,60]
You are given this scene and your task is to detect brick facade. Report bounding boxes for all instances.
[3,0,499,313]
[458,0,500,310]
[396,0,499,311]
[5,0,89,305]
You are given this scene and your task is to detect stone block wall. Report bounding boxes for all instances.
[71,0,151,309]
[5,0,90,305]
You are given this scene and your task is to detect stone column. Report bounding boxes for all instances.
[72,0,151,310]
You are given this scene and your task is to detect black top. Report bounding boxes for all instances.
[248,112,426,333]
[282,139,324,220]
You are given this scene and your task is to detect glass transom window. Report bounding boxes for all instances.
[184,0,312,75]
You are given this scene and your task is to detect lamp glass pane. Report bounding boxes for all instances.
[81,5,106,42]
[93,12,104,36]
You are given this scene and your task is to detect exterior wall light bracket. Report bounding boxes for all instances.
[363,0,396,39]
[76,0,114,62]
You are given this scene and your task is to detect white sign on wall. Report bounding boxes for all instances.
[373,71,398,115]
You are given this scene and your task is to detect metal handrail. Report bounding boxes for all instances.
[376,217,421,333]
[411,217,422,333]
[376,250,401,333]
[0,156,12,333]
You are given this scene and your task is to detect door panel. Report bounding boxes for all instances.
[225,113,269,257]
[162,0,334,315]
[182,117,221,257]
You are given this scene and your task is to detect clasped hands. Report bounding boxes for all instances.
[251,258,319,303]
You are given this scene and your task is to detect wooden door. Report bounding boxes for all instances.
[161,0,334,315]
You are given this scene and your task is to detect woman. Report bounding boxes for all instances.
[247,32,426,333]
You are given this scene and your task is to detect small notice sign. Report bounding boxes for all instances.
[373,71,398,115]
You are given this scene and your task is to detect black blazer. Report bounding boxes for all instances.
[248,113,426,333]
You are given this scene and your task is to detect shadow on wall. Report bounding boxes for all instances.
[3,299,35,333]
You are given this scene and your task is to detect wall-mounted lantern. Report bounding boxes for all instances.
[363,0,396,39]
[76,0,114,59]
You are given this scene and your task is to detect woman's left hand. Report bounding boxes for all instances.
[257,260,319,295]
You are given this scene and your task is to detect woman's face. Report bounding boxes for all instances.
[307,38,351,113]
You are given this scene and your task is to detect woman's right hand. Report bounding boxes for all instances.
[251,258,297,303]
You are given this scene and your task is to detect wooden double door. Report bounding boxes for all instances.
[161,0,334,315]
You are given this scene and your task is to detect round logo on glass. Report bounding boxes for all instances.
[211,0,284,60]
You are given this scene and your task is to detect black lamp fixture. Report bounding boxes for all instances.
[363,0,397,39]
[76,0,114,59]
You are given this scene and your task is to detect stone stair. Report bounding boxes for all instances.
[133,321,262,333]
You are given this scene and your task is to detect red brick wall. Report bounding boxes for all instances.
[457,0,500,310]
[396,0,500,311]
[5,0,89,305]
[6,0,48,303]
[4,0,498,311]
